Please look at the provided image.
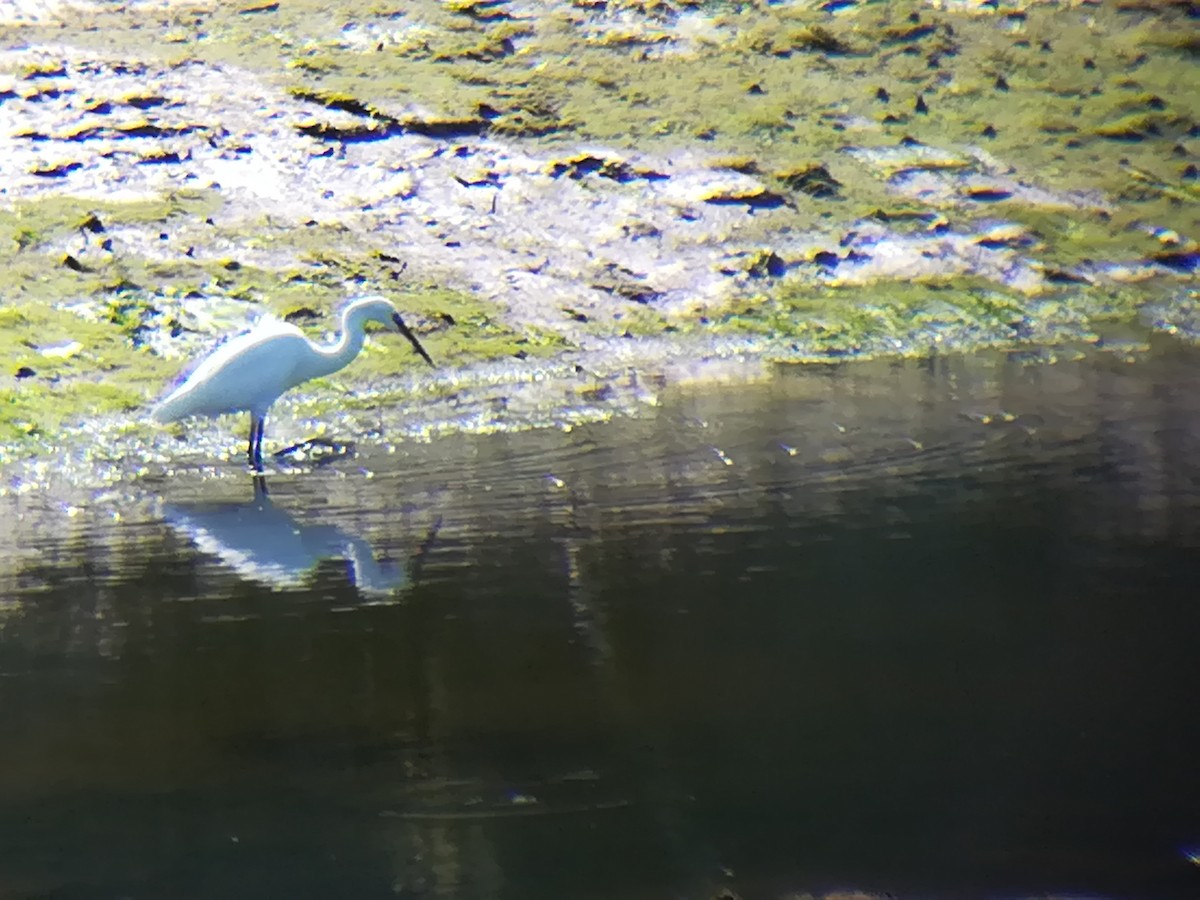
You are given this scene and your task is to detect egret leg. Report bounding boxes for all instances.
[252,473,269,501]
[248,415,265,471]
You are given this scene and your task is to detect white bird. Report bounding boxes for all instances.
[152,296,434,470]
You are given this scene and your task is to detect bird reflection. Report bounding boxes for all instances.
[163,476,438,598]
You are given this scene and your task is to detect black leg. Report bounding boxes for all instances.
[248,415,265,471]
[255,416,266,469]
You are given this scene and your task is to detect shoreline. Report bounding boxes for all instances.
[0,0,1195,481]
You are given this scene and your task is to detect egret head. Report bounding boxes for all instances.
[342,295,434,367]
[343,295,402,329]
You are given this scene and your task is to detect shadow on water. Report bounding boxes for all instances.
[1,345,1199,899]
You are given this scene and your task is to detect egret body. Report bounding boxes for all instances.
[152,296,434,470]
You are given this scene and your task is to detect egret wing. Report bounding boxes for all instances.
[152,321,309,421]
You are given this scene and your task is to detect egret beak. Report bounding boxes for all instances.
[393,313,434,367]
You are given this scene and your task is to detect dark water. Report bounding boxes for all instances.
[2,345,1200,900]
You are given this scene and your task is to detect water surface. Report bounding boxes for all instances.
[2,345,1199,899]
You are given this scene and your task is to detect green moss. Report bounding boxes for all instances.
[692,277,1135,360]
[2,0,1195,460]
[29,0,1191,247]
[1003,206,1165,269]
[0,194,471,460]
[0,191,221,251]
[609,304,671,338]
[0,371,148,452]
[0,228,568,458]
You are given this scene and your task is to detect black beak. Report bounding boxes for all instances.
[393,313,435,367]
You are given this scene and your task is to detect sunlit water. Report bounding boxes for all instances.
[2,344,1199,900]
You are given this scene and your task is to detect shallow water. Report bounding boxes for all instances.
[2,344,1200,900]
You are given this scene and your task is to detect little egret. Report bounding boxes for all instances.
[152,296,434,470]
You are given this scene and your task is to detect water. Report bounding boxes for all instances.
[2,344,1199,900]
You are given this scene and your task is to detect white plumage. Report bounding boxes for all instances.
[152,296,434,469]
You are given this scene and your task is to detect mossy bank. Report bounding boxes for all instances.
[0,0,1195,478]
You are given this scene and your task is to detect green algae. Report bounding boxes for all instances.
[15,0,1194,264]
[0,0,1195,471]
[0,193,227,399]
[0,191,221,248]
[1001,205,1165,269]
[693,277,1158,360]
[0,381,142,452]
[0,274,563,463]
[19,0,1196,188]
[0,183,565,460]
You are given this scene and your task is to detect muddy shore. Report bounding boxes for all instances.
[0,0,1195,487]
